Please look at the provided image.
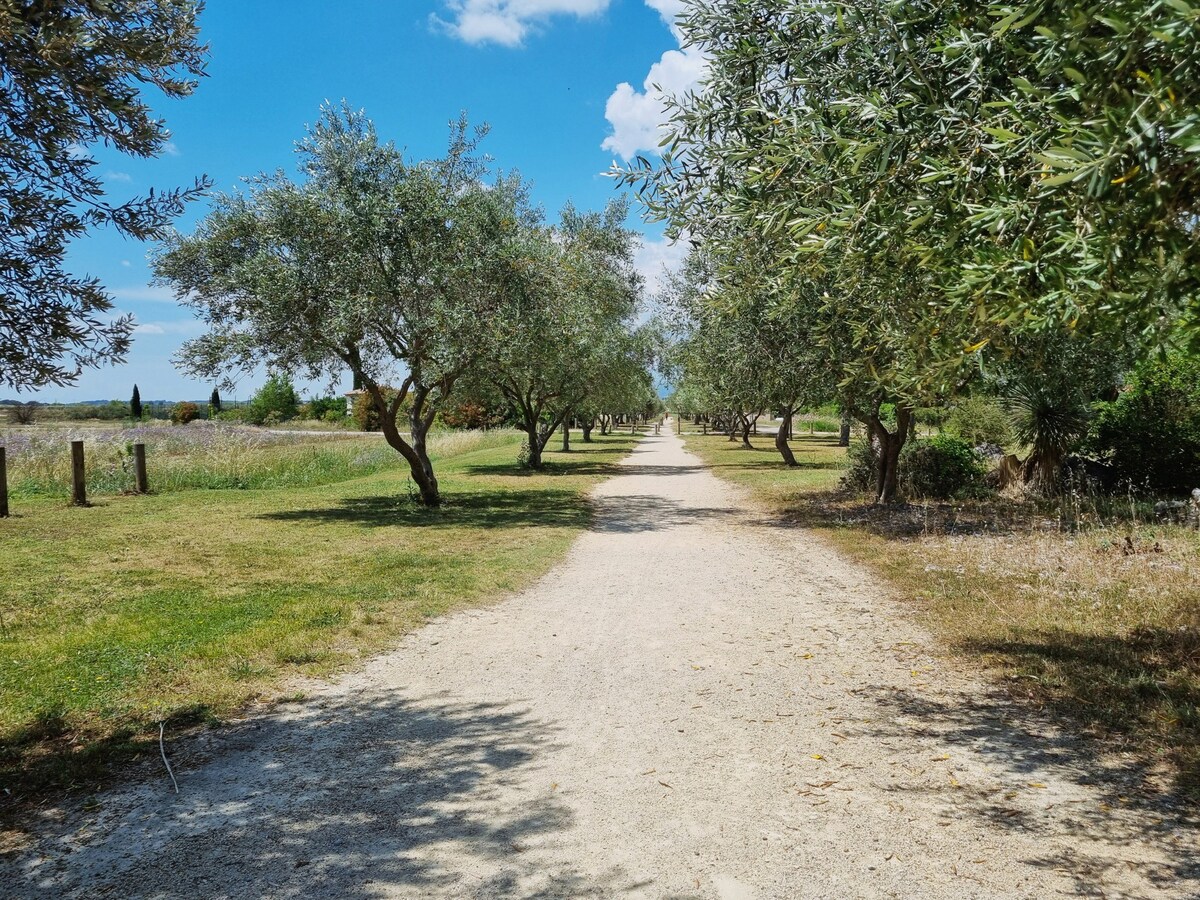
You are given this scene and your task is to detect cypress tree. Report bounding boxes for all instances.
[130,384,143,420]
[210,387,222,415]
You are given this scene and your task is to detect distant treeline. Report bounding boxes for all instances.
[0,399,250,421]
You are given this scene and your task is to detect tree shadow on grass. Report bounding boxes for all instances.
[857,682,1200,893]
[258,488,595,531]
[964,627,1200,801]
[0,705,216,813]
[4,691,643,899]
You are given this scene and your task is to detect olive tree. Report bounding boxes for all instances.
[483,200,645,469]
[156,104,521,505]
[0,0,209,390]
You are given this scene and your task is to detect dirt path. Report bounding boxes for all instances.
[5,430,1196,898]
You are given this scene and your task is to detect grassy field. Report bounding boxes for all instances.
[0,429,636,800]
[679,428,1200,800]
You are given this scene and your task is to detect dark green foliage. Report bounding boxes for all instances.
[246,374,298,425]
[840,438,878,494]
[130,385,143,420]
[1091,355,1200,496]
[0,0,209,389]
[900,435,988,500]
[945,397,1014,448]
[302,396,347,421]
[842,434,987,500]
[209,388,222,416]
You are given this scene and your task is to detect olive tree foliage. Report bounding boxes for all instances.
[618,0,1200,499]
[574,325,658,441]
[0,0,209,389]
[661,247,837,465]
[155,104,524,505]
[481,200,644,469]
[617,1,979,501]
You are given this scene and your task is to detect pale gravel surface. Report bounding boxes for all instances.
[4,429,1197,898]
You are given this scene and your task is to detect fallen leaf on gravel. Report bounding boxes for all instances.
[659,780,674,789]
[933,754,950,761]
[810,754,824,760]
[1029,782,1047,789]
[801,653,814,659]
[640,769,656,776]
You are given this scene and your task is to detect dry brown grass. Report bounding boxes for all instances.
[681,430,1200,800]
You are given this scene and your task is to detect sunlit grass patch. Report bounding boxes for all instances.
[0,431,636,801]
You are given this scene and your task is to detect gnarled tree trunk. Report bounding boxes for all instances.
[866,405,912,505]
[776,407,798,467]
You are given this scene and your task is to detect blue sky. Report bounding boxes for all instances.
[27,0,702,402]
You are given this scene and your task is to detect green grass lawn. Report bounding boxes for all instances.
[680,427,1200,801]
[0,431,636,799]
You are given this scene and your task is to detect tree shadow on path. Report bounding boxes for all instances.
[858,682,1200,895]
[6,691,644,899]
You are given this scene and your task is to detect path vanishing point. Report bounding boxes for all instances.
[7,430,1198,898]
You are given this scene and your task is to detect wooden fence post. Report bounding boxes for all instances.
[0,446,9,518]
[71,440,87,506]
[134,443,149,494]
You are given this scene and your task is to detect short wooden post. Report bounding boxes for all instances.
[0,446,9,518]
[654,423,659,435]
[70,440,87,506]
[702,422,707,436]
[134,443,149,493]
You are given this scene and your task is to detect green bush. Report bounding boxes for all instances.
[842,434,989,500]
[945,397,1014,448]
[246,374,298,425]
[301,396,347,420]
[900,435,988,500]
[840,438,878,493]
[170,401,200,425]
[1089,353,1200,495]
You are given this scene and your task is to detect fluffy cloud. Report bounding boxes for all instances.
[602,1,705,161]
[634,232,689,300]
[435,0,611,46]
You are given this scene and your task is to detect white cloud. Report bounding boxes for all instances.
[635,232,689,299]
[435,0,611,47]
[111,285,182,304]
[120,260,132,267]
[163,141,181,157]
[642,0,686,39]
[105,170,132,183]
[131,319,204,337]
[601,1,705,161]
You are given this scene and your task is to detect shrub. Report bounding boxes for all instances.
[945,397,1014,448]
[1089,353,1200,496]
[246,374,298,425]
[900,435,988,500]
[302,396,347,421]
[840,438,878,493]
[170,401,200,425]
[9,402,37,424]
[352,388,409,432]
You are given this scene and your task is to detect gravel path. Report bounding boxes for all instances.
[5,430,1197,898]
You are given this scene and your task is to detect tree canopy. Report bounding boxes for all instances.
[0,0,209,390]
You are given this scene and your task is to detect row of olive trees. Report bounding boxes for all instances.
[621,0,1200,502]
[154,103,651,505]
